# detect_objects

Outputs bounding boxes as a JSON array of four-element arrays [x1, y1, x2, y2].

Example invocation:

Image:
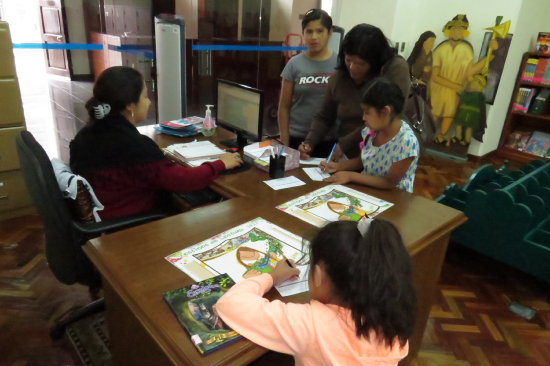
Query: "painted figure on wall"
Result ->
[[429, 14, 498, 146], [407, 31, 436, 101], [452, 74, 487, 145]]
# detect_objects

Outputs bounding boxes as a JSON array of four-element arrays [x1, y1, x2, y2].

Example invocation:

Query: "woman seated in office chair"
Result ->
[[70, 66, 242, 220]]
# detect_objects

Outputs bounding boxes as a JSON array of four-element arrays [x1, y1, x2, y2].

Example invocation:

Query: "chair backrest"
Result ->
[[16, 131, 93, 285]]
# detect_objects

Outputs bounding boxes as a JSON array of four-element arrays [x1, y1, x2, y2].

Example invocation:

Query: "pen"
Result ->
[[324, 143, 337, 172], [284, 257, 294, 268], [278, 146, 285, 158]]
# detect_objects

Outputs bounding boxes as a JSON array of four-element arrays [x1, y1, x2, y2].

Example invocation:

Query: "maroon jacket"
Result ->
[[82, 159, 225, 220]]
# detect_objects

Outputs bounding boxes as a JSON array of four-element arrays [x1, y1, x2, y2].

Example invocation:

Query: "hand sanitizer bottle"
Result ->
[[201, 104, 216, 136]]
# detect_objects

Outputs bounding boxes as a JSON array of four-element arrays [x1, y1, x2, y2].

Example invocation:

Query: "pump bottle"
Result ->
[[201, 104, 216, 136]]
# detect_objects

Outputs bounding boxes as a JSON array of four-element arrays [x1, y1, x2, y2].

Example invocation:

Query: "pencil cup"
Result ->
[[269, 155, 286, 179]]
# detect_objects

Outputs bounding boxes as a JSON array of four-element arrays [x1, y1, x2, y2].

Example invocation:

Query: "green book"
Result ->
[[163, 273, 242, 355]]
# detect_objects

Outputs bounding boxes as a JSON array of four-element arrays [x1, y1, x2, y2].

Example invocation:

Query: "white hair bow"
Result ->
[[93, 103, 111, 120], [357, 216, 373, 237]]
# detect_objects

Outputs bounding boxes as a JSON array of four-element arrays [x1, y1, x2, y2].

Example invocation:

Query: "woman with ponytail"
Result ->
[[216, 218, 416, 366], [70, 66, 242, 220]]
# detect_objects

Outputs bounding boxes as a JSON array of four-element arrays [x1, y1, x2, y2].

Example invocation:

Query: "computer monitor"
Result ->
[[216, 79, 263, 149]]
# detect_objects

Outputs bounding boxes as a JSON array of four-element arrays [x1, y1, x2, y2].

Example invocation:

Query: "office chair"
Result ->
[[16, 131, 168, 339]]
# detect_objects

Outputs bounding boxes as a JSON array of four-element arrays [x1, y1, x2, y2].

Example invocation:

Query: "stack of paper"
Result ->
[[174, 141, 225, 161], [243, 142, 272, 160]]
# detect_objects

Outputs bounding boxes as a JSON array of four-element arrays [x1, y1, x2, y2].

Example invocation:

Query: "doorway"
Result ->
[[1, 0, 59, 159]]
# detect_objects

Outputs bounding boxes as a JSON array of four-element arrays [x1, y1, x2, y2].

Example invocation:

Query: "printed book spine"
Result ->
[[533, 58, 548, 83], [521, 58, 539, 82], [542, 61, 550, 84]]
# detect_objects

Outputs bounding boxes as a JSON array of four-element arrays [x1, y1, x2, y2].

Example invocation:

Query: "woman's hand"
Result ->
[[220, 152, 243, 170], [298, 142, 312, 159], [324, 171, 353, 184], [269, 259, 300, 286], [319, 160, 339, 173]]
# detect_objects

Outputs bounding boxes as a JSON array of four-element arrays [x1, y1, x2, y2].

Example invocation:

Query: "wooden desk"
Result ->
[[85, 126, 466, 365]]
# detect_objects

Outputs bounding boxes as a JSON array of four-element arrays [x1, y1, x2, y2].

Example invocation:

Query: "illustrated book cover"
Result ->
[[276, 184, 393, 227], [524, 130, 550, 158], [161, 116, 204, 130], [163, 273, 242, 355], [535, 32, 550, 54], [165, 217, 310, 297]]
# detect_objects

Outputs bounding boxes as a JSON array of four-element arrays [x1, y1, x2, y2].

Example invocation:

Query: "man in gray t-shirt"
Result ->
[[280, 52, 337, 141]]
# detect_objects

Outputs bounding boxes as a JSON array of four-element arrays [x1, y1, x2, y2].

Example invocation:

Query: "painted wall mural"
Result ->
[[412, 14, 511, 158]]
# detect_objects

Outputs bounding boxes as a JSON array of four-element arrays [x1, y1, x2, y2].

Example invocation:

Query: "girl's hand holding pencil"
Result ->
[[319, 160, 339, 174], [269, 258, 300, 286]]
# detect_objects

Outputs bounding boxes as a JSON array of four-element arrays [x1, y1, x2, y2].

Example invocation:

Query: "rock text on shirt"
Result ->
[[297, 73, 332, 86]]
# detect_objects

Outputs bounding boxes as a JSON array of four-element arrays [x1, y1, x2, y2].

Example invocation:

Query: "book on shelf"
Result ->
[[521, 58, 539, 82], [542, 61, 550, 84], [513, 87, 537, 112], [505, 130, 533, 151], [163, 273, 242, 355], [533, 58, 549, 83], [528, 88, 550, 114], [524, 130, 550, 158]]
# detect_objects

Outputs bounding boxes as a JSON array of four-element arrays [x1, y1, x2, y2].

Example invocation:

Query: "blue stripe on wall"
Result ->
[[191, 44, 307, 51], [12, 43, 306, 53], [12, 43, 103, 50]]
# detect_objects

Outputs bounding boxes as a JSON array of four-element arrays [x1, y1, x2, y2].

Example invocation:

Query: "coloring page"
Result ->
[[277, 185, 393, 227], [166, 218, 309, 296]]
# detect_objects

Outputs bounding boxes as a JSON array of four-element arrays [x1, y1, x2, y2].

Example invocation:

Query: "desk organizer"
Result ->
[[245, 142, 300, 173], [437, 160, 550, 282]]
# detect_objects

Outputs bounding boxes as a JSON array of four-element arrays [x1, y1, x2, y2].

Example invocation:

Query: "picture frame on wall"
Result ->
[[478, 32, 513, 105]]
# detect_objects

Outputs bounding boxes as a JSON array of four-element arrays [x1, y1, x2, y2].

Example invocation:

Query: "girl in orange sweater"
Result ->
[[216, 218, 416, 366]]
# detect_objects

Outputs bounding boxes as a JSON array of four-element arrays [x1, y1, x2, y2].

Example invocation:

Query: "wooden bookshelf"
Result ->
[[511, 110, 550, 122], [497, 52, 550, 162]]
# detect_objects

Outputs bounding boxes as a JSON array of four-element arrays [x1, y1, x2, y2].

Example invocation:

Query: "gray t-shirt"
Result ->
[[281, 53, 337, 138]]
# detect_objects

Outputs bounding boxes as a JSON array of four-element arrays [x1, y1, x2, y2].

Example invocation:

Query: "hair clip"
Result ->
[[357, 216, 373, 237], [93, 103, 111, 120]]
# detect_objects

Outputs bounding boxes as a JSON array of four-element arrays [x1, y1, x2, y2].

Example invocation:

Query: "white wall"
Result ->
[[332, 0, 398, 37], [65, 0, 90, 75]]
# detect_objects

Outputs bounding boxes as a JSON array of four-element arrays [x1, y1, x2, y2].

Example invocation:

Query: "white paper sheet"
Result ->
[[300, 157, 326, 165], [186, 157, 220, 167], [165, 217, 310, 297], [263, 176, 306, 190], [303, 167, 330, 181], [174, 141, 225, 160]]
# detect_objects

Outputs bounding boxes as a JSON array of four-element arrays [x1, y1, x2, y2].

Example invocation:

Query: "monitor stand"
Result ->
[[220, 132, 249, 150]]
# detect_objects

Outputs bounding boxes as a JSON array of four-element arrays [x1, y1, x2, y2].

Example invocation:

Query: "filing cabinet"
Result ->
[[0, 21, 33, 219]]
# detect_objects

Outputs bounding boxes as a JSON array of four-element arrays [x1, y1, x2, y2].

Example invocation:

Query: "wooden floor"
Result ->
[[1, 152, 549, 366]]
